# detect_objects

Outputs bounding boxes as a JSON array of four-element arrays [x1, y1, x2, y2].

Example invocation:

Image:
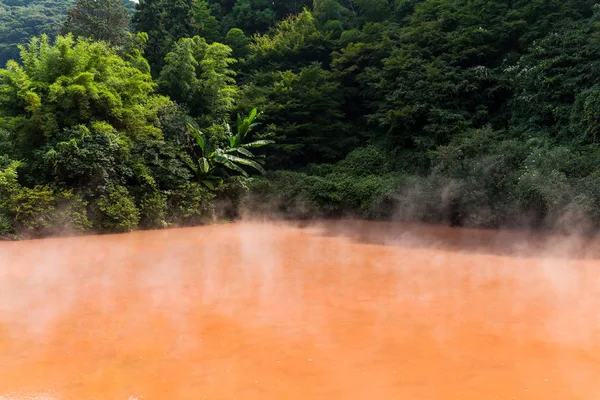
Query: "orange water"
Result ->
[[1, 221, 600, 399]]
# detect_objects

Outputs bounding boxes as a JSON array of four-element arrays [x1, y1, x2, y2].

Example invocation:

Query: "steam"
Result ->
[[2, 220, 600, 398]]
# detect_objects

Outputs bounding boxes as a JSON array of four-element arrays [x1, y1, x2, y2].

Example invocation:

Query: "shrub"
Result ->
[[216, 176, 250, 219], [0, 159, 21, 212], [335, 146, 388, 176], [96, 185, 141, 232], [246, 127, 600, 229], [167, 183, 215, 226], [576, 171, 600, 224], [38, 123, 130, 190], [244, 159, 404, 220], [10, 185, 56, 234], [408, 127, 600, 228], [422, 127, 535, 227], [252, 146, 394, 219], [139, 190, 168, 229], [244, 172, 322, 219], [51, 190, 92, 234], [1, 160, 91, 237], [0, 212, 12, 236]]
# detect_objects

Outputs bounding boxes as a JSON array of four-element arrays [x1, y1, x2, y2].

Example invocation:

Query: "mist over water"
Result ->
[[1, 221, 600, 399]]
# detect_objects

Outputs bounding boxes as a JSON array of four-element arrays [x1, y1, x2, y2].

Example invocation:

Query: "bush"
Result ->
[[96, 185, 141, 232], [394, 127, 600, 229], [216, 176, 250, 220], [576, 171, 600, 224], [244, 172, 322, 219], [167, 183, 215, 226], [0, 159, 21, 212], [0, 212, 12, 236], [139, 190, 168, 229], [245, 128, 600, 231], [409, 127, 535, 227], [335, 146, 388, 176], [1, 160, 91, 237], [10, 185, 56, 234], [244, 150, 403, 220], [50, 190, 92, 234], [37, 123, 131, 190]]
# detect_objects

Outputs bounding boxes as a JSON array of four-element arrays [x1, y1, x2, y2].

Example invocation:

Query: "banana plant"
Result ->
[[187, 108, 274, 190]]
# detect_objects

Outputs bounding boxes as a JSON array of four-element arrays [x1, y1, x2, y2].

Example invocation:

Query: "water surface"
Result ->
[[1, 221, 600, 399]]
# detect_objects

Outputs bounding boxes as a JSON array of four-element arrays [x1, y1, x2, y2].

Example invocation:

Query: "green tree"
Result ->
[[132, 0, 198, 75], [0, 0, 74, 66], [158, 36, 237, 128], [354, 0, 389, 22], [240, 63, 351, 168], [224, 28, 250, 59], [223, 0, 277, 33], [96, 184, 140, 231], [192, 0, 222, 42], [212, 0, 311, 24], [273, 0, 313, 18], [62, 0, 130, 46], [508, 13, 600, 140], [312, 0, 355, 27], [248, 10, 332, 71], [0, 34, 179, 230], [0, 35, 167, 151]]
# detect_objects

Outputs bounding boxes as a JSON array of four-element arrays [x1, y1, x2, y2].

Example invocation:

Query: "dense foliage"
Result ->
[[61, 0, 130, 45], [0, 0, 136, 66], [3, 0, 600, 238], [0, 0, 73, 67]]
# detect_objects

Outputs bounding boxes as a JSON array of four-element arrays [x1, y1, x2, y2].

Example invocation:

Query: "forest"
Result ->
[[1, 0, 600, 238]]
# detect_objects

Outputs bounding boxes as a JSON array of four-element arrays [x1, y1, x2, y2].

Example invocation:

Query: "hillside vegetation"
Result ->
[[1, 0, 600, 238]]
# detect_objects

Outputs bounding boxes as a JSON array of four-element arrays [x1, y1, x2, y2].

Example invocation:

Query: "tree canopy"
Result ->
[[3, 0, 600, 237], [62, 0, 130, 45], [0, 0, 74, 67]]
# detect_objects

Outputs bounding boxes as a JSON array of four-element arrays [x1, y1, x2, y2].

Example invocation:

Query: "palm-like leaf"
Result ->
[[248, 108, 257, 123], [199, 157, 210, 174], [186, 107, 271, 189], [225, 147, 255, 158], [214, 154, 249, 177], [237, 108, 258, 139], [236, 114, 243, 133], [242, 139, 274, 148], [202, 180, 216, 190], [219, 153, 266, 174], [187, 123, 205, 152], [201, 175, 223, 190], [236, 147, 255, 158]]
